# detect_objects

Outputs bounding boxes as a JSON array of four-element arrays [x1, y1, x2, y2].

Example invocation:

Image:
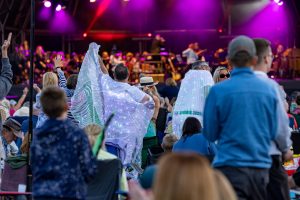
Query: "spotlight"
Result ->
[[147, 33, 152, 37], [218, 28, 223, 33], [56, 4, 62, 12], [277, 1, 283, 6], [90, 0, 96, 2], [83, 33, 87, 38], [44, 0, 51, 8], [273, 0, 284, 6]]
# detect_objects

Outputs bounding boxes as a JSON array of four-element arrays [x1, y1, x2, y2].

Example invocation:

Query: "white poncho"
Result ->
[[71, 43, 154, 166], [172, 70, 214, 138]]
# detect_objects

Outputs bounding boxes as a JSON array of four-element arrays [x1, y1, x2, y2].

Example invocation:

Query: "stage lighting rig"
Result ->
[[42, 0, 67, 11]]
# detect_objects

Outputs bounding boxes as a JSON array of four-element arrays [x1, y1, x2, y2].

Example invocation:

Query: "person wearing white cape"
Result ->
[[172, 61, 214, 138], [71, 43, 154, 175]]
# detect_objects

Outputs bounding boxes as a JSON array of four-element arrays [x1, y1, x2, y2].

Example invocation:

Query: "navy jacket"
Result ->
[[31, 119, 97, 199]]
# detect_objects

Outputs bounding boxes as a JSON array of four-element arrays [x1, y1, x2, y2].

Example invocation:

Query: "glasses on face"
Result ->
[[219, 73, 230, 78]]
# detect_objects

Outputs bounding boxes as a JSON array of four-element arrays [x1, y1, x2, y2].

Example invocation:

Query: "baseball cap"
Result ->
[[227, 35, 256, 59]]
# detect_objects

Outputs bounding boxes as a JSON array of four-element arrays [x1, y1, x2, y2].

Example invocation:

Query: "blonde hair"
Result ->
[[161, 134, 178, 152], [165, 78, 177, 87], [42, 72, 58, 88], [213, 66, 229, 83], [84, 124, 102, 147], [154, 153, 218, 200], [214, 170, 237, 200]]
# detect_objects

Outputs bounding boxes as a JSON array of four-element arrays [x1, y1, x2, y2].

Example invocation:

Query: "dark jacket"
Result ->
[[0, 58, 13, 100], [31, 119, 97, 199]]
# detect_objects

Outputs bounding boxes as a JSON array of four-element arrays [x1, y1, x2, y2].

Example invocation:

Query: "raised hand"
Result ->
[[2, 32, 12, 58], [23, 87, 29, 96], [54, 55, 64, 69], [33, 84, 41, 93]]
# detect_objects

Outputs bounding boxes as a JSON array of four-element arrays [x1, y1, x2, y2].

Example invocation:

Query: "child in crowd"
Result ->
[[161, 134, 178, 152], [31, 87, 96, 200], [84, 124, 128, 192]]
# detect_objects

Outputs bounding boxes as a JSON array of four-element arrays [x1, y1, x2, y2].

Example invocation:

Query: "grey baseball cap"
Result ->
[[227, 35, 256, 59]]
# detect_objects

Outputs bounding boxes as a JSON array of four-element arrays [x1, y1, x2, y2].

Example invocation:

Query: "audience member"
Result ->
[[129, 153, 219, 200], [253, 38, 292, 200], [84, 124, 128, 192], [54, 55, 78, 125], [160, 78, 179, 101], [1, 118, 22, 157], [161, 134, 178, 152], [31, 87, 96, 199], [35, 72, 58, 128], [173, 117, 217, 159], [0, 33, 13, 100], [172, 60, 214, 138], [213, 66, 230, 83], [203, 35, 279, 200]]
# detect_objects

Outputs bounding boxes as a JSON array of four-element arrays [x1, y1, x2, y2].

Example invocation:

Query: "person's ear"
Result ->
[[251, 56, 258, 66], [64, 104, 68, 112]]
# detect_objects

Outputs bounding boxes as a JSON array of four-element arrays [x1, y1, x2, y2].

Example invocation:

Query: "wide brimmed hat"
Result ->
[[139, 77, 158, 87], [3, 118, 23, 138]]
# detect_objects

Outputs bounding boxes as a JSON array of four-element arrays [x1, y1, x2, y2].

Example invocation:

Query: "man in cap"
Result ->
[[203, 36, 279, 200], [1, 118, 22, 157], [172, 60, 214, 138]]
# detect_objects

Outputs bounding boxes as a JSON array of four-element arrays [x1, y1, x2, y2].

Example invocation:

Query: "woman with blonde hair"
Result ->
[[42, 72, 58, 88], [129, 153, 219, 200], [35, 72, 58, 128], [213, 66, 230, 83]]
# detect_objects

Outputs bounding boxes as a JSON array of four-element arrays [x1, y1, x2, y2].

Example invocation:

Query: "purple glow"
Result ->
[[50, 10, 76, 33], [277, 1, 283, 6], [44, 1, 51, 8], [56, 4, 62, 12], [236, 2, 290, 43], [39, 6, 51, 21], [274, 0, 283, 6]]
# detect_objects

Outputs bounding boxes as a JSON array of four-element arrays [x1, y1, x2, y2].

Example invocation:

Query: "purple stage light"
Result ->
[[44, 0, 51, 8], [56, 4, 62, 12], [277, 1, 283, 6], [274, 0, 283, 6]]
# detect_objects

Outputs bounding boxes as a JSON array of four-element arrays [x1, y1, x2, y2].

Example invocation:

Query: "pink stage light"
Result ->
[[90, 0, 96, 2], [56, 4, 62, 12], [44, 0, 51, 8], [147, 33, 152, 37], [83, 33, 87, 37]]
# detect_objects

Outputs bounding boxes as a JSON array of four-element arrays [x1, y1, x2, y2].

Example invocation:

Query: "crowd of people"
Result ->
[[1, 31, 300, 200]]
